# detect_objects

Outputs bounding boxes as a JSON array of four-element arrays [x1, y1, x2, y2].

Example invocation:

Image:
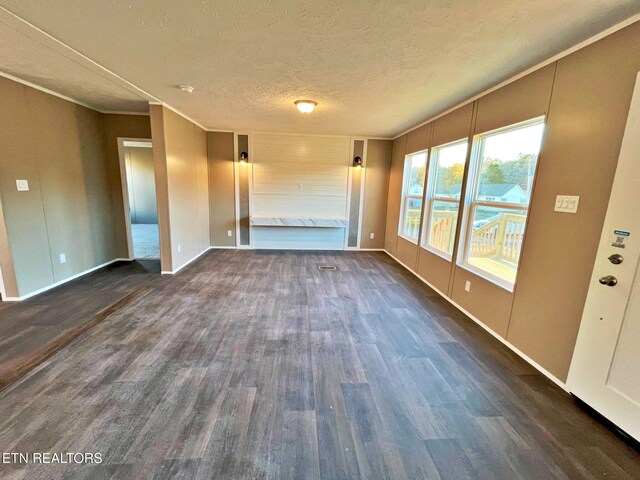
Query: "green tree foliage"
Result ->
[[502, 153, 536, 190], [409, 165, 426, 193], [441, 163, 464, 189], [478, 153, 537, 188], [481, 160, 505, 184], [433, 152, 538, 193]]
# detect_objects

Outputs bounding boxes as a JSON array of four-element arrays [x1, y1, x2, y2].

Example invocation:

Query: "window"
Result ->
[[399, 151, 427, 242], [460, 118, 544, 288], [421, 139, 468, 258]]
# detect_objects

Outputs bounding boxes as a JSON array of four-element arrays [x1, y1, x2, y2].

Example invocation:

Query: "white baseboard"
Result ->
[[383, 250, 568, 391], [357, 248, 386, 252], [2, 258, 131, 302], [161, 247, 214, 275], [209, 245, 238, 249]]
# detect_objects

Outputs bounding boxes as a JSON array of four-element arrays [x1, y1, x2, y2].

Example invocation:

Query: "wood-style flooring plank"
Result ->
[[0, 250, 637, 479]]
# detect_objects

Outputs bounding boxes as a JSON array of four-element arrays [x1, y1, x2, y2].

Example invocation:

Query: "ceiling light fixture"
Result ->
[[294, 100, 317, 113], [179, 85, 194, 93]]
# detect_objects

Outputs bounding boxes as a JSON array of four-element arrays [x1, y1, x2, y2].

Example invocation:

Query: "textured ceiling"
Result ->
[[0, 7, 151, 113], [1, 1, 639, 136]]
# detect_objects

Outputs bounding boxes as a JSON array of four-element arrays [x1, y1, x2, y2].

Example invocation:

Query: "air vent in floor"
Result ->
[[318, 265, 337, 271]]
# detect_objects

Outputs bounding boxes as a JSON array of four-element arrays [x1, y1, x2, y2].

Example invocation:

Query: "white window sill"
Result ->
[[398, 234, 419, 245], [457, 263, 516, 293], [420, 244, 453, 262]]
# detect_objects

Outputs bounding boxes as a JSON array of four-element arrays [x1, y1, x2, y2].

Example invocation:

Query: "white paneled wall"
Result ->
[[251, 133, 351, 249], [252, 227, 345, 250]]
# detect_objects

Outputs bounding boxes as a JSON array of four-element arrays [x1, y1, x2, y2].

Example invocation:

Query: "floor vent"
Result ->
[[318, 265, 337, 271]]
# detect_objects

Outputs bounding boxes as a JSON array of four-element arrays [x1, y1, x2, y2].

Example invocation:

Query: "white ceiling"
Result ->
[[1, 1, 639, 136], [0, 7, 151, 113]]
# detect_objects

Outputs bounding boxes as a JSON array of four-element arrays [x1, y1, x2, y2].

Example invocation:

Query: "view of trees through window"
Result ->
[[424, 140, 468, 257], [464, 120, 544, 286], [397, 119, 544, 288]]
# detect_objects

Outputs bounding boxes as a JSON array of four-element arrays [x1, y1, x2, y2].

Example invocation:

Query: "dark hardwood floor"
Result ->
[[0, 260, 159, 390], [0, 250, 637, 479]]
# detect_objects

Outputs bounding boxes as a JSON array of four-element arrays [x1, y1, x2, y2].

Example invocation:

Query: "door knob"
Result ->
[[599, 275, 618, 287], [608, 254, 623, 265]]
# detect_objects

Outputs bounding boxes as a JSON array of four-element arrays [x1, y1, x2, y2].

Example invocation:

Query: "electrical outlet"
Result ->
[[465, 280, 471, 292], [16, 179, 29, 191], [370, 233, 375, 239], [554, 195, 580, 213], [227, 230, 233, 237], [59, 253, 66, 264], [298, 184, 304, 191], [177, 244, 181, 253]]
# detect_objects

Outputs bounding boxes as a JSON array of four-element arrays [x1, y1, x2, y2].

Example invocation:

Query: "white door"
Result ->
[[567, 72, 640, 441]]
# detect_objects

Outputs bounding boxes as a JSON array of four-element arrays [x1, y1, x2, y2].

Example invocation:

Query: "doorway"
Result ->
[[117, 139, 160, 260]]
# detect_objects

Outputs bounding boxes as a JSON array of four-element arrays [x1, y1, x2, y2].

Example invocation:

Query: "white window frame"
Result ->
[[457, 116, 545, 291], [398, 150, 428, 243], [421, 138, 468, 260]]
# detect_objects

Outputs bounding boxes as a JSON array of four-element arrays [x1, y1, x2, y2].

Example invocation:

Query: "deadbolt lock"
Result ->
[[608, 254, 623, 265], [599, 275, 618, 287]]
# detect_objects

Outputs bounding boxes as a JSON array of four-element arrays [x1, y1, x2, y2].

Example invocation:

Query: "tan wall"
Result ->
[[207, 132, 236, 247], [150, 105, 210, 272], [405, 123, 431, 154], [507, 22, 640, 380], [360, 139, 392, 249], [0, 77, 120, 297], [103, 114, 152, 258], [384, 20, 640, 381], [149, 105, 172, 270], [384, 135, 407, 254], [390, 123, 433, 269], [416, 103, 476, 294], [195, 128, 210, 252], [206, 133, 391, 250]]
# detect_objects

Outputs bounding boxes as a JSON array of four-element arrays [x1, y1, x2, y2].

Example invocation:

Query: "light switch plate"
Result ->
[[465, 281, 471, 292], [554, 195, 580, 213], [59, 253, 66, 264], [16, 179, 29, 191], [370, 233, 375, 239]]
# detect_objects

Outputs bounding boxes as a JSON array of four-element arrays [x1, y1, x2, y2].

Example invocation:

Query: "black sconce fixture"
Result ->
[[353, 155, 363, 168], [239, 151, 248, 163]]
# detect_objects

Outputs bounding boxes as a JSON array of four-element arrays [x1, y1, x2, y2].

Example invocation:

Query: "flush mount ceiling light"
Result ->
[[294, 100, 317, 113], [179, 85, 194, 93]]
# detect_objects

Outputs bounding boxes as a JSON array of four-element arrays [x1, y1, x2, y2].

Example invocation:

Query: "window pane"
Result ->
[[402, 197, 423, 240], [407, 152, 427, 197], [427, 200, 458, 255], [433, 141, 467, 199], [466, 205, 527, 285], [477, 122, 544, 205]]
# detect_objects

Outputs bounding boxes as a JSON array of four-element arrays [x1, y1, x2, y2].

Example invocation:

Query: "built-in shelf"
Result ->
[[250, 216, 348, 228]]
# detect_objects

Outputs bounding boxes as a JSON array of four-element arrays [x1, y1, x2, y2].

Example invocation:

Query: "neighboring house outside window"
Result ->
[[459, 117, 545, 289]]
